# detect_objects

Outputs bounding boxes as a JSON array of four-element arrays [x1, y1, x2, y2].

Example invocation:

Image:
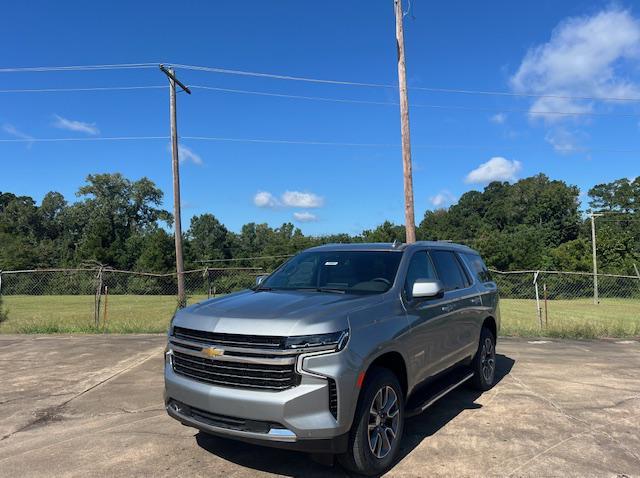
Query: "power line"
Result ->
[[190, 85, 394, 105], [0, 82, 635, 117], [0, 81, 635, 118], [0, 63, 158, 73], [4, 62, 640, 103], [596, 218, 640, 223], [0, 85, 166, 93], [173, 63, 640, 103], [189, 85, 640, 117], [0, 136, 168, 143], [195, 254, 294, 263], [4, 134, 640, 155]]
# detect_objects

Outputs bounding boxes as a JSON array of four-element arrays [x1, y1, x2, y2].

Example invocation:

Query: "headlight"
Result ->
[[168, 315, 176, 336], [284, 329, 349, 351]]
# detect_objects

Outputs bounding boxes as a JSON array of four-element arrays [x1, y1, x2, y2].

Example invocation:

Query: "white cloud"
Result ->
[[178, 144, 203, 165], [544, 128, 585, 154], [510, 8, 640, 123], [490, 113, 507, 124], [253, 190, 324, 209], [52, 114, 99, 135], [2, 123, 33, 141], [429, 190, 456, 208], [281, 191, 324, 208], [293, 211, 318, 222], [254, 191, 279, 208], [465, 157, 522, 184]]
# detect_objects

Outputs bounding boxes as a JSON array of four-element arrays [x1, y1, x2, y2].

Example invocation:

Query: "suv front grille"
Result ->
[[173, 326, 285, 349], [171, 350, 298, 391]]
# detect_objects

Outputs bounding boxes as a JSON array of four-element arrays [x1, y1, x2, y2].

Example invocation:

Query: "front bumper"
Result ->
[[164, 346, 360, 452], [166, 398, 349, 453]]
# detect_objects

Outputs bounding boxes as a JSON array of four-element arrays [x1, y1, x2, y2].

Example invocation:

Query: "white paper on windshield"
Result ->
[[324, 261, 339, 266]]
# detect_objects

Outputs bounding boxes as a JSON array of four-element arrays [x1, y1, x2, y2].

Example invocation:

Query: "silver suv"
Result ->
[[165, 242, 500, 475]]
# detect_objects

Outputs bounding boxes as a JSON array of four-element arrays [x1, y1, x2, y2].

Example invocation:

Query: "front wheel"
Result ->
[[338, 367, 404, 476], [470, 326, 497, 391]]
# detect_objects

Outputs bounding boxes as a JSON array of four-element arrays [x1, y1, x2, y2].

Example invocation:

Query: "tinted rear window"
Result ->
[[463, 253, 492, 283], [430, 250, 469, 291]]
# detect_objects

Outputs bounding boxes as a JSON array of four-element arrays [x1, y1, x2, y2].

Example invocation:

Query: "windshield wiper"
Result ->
[[254, 286, 273, 292], [294, 287, 346, 294]]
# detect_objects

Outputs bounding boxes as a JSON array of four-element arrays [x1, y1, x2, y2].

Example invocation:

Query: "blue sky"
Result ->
[[1, 0, 639, 235]]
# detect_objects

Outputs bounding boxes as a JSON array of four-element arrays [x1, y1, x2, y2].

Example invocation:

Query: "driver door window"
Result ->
[[404, 251, 436, 300]]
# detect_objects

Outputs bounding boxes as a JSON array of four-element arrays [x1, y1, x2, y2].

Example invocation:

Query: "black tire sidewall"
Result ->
[[472, 327, 496, 391], [344, 367, 405, 476]]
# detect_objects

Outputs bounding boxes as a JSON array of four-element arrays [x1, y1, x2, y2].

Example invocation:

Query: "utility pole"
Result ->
[[394, 0, 416, 243], [160, 65, 191, 308], [589, 212, 603, 305]]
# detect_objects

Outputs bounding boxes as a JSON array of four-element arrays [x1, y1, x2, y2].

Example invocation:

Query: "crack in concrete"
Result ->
[[506, 375, 640, 476], [0, 347, 163, 442], [0, 412, 165, 463]]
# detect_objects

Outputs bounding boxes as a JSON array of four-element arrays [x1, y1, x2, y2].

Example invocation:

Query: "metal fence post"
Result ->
[[94, 267, 104, 328], [533, 271, 542, 328], [205, 267, 211, 299]]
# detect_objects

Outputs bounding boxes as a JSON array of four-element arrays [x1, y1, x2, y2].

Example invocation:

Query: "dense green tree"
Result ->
[[589, 177, 639, 213], [361, 221, 405, 243], [0, 174, 638, 274], [586, 176, 640, 274], [133, 229, 176, 273], [72, 173, 171, 268]]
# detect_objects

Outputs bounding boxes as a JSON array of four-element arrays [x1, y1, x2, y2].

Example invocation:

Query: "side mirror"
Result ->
[[255, 274, 268, 286], [412, 279, 444, 299]]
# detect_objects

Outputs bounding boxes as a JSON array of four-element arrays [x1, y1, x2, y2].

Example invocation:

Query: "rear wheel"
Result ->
[[471, 326, 496, 391], [338, 367, 404, 476]]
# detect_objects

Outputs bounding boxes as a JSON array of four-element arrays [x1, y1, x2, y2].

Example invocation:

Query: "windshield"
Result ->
[[260, 250, 403, 294]]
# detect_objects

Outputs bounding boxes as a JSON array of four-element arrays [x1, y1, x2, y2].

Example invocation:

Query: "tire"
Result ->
[[470, 326, 497, 391], [338, 367, 405, 476]]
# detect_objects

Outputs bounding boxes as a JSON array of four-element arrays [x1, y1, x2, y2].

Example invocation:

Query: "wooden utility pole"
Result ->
[[394, 0, 416, 243], [589, 212, 603, 305], [160, 65, 191, 308]]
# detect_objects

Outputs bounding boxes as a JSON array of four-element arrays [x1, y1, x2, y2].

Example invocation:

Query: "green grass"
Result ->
[[0, 295, 207, 334], [0, 295, 638, 338], [500, 298, 640, 339]]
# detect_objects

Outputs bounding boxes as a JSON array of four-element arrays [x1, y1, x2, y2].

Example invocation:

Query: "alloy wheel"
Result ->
[[367, 385, 400, 459], [480, 336, 496, 383]]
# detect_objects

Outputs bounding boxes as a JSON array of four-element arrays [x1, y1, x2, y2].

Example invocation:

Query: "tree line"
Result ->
[[1, 173, 638, 274]]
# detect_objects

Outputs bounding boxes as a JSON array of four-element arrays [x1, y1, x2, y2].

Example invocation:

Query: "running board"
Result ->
[[405, 369, 474, 417]]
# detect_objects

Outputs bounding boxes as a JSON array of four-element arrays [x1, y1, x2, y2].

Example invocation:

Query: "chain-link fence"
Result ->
[[0, 266, 266, 333], [493, 270, 640, 335], [0, 263, 639, 335]]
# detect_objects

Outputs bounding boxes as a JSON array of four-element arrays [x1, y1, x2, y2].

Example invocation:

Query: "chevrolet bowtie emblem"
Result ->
[[203, 347, 224, 358]]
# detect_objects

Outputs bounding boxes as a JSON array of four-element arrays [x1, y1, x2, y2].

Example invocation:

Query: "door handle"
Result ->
[[441, 304, 454, 313], [471, 296, 482, 305]]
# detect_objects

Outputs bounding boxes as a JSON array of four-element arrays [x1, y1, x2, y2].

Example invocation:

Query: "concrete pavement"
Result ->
[[0, 335, 639, 477]]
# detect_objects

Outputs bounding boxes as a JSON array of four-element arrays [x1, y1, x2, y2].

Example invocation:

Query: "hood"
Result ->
[[172, 289, 383, 337]]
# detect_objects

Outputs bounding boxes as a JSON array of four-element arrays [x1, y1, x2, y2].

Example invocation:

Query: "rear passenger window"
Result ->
[[404, 251, 436, 299], [463, 254, 492, 283], [429, 250, 469, 291]]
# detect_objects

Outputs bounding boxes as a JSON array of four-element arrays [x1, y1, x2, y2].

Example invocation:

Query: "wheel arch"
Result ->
[[482, 315, 497, 341], [362, 350, 408, 399]]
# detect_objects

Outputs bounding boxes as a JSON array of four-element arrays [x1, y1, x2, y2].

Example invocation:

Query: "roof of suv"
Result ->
[[305, 241, 478, 254]]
